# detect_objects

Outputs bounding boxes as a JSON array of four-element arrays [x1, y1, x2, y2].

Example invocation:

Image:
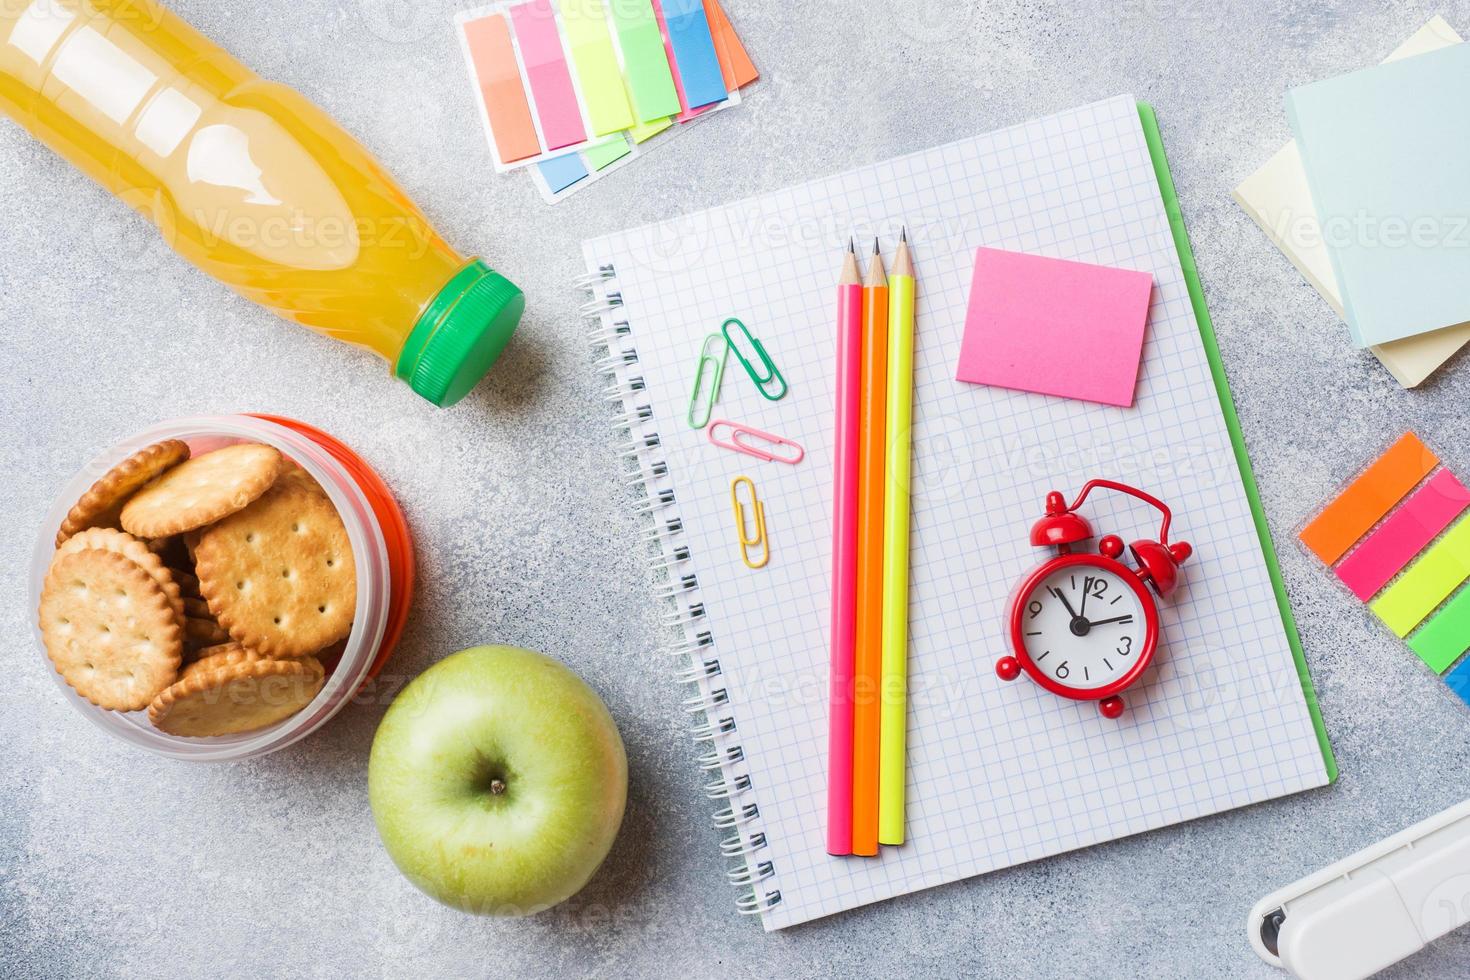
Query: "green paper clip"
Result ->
[[687, 333, 729, 429], [722, 317, 788, 401]]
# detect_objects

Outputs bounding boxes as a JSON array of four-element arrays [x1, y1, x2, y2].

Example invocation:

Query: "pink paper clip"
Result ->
[[707, 419, 805, 465]]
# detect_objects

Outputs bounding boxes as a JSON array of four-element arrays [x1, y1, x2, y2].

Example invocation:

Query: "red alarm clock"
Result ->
[[995, 479, 1193, 719]]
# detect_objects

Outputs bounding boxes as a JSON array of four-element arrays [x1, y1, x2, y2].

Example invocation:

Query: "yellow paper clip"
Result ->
[[730, 476, 770, 569]]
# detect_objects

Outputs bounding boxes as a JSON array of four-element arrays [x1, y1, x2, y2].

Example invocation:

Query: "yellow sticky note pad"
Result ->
[[1371, 517, 1470, 636]]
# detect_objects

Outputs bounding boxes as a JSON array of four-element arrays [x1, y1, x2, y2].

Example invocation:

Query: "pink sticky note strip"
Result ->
[[509, 0, 587, 151], [1337, 469, 1470, 600], [956, 247, 1154, 407]]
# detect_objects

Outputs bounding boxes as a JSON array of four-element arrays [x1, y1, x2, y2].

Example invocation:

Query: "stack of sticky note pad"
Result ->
[[1234, 17, 1470, 387], [457, 0, 757, 203], [1301, 433, 1470, 699]]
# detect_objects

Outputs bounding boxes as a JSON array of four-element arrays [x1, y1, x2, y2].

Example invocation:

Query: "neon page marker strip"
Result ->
[[538, 152, 589, 193], [659, 0, 727, 110], [1411, 586, 1470, 674], [1442, 652, 1470, 705], [558, 0, 635, 136], [704, 0, 758, 89], [609, 0, 681, 122], [584, 135, 632, 170], [629, 117, 673, 143], [1371, 517, 1470, 637], [1301, 432, 1439, 565], [651, 0, 702, 121], [1337, 469, 1470, 600], [509, 0, 586, 151], [463, 14, 542, 165]]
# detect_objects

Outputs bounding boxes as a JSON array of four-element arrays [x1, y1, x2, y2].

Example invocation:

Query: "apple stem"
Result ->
[[489, 779, 507, 795]]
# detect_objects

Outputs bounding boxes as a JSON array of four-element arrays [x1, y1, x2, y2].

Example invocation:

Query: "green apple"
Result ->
[[368, 645, 627, 916]]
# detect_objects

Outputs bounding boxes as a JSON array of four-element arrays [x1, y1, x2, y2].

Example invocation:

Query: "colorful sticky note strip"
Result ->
[[657, 0, 728, 110], [1411, 587, 1470, 674], [1300, 432, 1440, 565], [1443, 653, 1470, 705], [538, 152, 590, 193], [462, 14, 541, 166], [1371, 517, 1470, 638], [559, 0, 636, 136], [584, 135, 633, 170], [1337, 470, 1470, 601], [510, 0, 587, 151], [610, 0, 682, 123], [956, 247, 1154, 408], [705, 0, 758, 89]]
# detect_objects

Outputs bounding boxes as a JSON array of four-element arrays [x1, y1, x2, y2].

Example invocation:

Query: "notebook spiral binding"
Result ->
[[579, 263, 782, 918]]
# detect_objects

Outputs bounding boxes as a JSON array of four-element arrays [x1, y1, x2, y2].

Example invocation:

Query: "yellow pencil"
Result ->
[[878, 227, 916, 845]]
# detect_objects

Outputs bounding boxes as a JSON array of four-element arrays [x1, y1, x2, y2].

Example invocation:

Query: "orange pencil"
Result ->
[[851, 239, 888, 856]]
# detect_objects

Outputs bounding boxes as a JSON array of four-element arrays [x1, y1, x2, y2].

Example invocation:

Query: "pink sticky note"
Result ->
[[509, 0, 586, 151], [956, 247, 1154, 407], [1336, 469, 1470, 600]]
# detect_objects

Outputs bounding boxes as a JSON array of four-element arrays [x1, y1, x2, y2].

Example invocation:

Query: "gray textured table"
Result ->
[[4, 1, 1470, 976]]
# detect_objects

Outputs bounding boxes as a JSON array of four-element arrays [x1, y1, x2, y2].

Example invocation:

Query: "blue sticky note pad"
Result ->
[[538, 152, 590, 194], [1288, 44, 1470, 348], [661, 0, 727, 110], [1445, 657, 1470, 706]]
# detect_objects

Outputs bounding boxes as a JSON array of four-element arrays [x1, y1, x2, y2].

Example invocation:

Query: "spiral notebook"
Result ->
[[580, 95, 1335, 930]]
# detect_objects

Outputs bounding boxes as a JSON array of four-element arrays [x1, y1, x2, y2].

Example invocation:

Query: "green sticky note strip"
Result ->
[[629, 117, 673, 143], [583, 135, 632, 170], [1372, 517, 1470, 637], [559, 0, 635, 136], [609, 0, 682, 122], [1409, 585, 1470, 673]]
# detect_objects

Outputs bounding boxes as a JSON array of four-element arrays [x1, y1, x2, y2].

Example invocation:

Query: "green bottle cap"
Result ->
[[396, 259, 525, 408]]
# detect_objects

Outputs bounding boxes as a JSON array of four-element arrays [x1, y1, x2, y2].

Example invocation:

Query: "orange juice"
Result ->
[[0, 0, 523, 407]]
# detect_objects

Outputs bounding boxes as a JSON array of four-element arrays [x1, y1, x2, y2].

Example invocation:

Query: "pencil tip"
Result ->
[[872, 238, 880, 255], [848, 237, 855, 253], [901, 225, 908, 243]]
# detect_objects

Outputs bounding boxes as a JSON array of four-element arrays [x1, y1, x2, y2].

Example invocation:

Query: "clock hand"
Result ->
[[1079, 576, 1091, 618], [1050, 587, 1082, 621], [1087, 615, 1135, 627]]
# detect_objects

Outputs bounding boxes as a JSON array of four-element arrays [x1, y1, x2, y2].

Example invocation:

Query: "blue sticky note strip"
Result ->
[[1444, 657, 1470, 706], [538, 152, 590, 194], [661, 0, 727, 109]]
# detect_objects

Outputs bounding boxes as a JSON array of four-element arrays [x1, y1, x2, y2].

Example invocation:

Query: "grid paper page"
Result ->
[[584, 95, 1330, 930]]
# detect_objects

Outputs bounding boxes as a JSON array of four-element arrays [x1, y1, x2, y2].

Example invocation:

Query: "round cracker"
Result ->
[[56, 439, 190, 546], [120, 443, 282, 539], [184, 640, 246, 665], [39, 550, 183, 712], [181, 644, 265, 681], [55, 527, 185, 625], [195, 485, 356, 658], [148, 656, 325, 737], [276, 461, 326, 498]]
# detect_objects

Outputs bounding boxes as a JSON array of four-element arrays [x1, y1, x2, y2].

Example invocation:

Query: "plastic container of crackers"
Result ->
[[28, 415, 414, 761]]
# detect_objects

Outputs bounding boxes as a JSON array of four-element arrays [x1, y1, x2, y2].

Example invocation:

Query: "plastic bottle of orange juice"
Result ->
[[0, 0, 523, 407]]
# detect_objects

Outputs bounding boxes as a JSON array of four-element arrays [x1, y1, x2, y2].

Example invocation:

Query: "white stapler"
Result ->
[[1249, 799, 1470, 979]]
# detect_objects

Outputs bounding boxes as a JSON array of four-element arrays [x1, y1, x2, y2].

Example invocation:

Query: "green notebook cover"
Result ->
[[1138, 101, 1337, 781]]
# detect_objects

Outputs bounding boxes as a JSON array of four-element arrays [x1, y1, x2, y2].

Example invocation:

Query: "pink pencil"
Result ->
[[828, 239, 863, 855]]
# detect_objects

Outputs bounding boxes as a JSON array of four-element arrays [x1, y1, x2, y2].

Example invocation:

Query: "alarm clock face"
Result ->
[[1017, 560, 1153, 692]]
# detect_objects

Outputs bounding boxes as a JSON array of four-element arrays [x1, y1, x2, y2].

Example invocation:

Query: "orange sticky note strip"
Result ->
[[703, 0, 758, 89], [1300, 432, 1439, 565], [463, 15, 541, 166]]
